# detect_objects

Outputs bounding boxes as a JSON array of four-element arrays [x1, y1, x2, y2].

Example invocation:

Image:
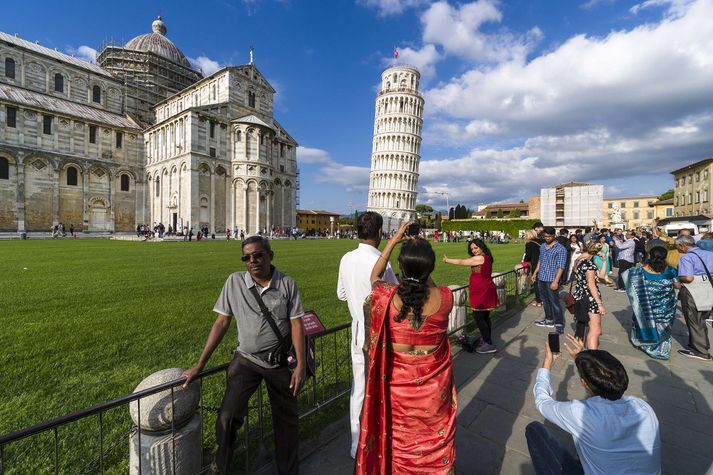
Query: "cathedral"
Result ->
[[0, 17, 298, 234]]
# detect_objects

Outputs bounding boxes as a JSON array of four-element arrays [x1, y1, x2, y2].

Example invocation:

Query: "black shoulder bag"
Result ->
[[248, 286, 315, 378]]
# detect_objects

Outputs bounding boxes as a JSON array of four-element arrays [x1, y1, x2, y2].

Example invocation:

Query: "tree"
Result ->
[[496, 209, 504, 219], [508, 208, 522, 219], [415, 204, 434, 212], [448, 207, 455, 220], [658, 189, 674, 201], [435, 212, 442, 230]]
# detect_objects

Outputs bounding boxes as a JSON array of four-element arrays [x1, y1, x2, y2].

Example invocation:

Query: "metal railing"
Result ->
[[0, 322, 352, 474], [447, 267, 530, 336]]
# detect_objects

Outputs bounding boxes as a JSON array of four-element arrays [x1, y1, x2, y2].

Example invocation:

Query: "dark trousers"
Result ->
[[533, 279, 543, 303], [473, 310, 492, 344], [538, 280, 564, 326], [616, 260, 634, 289], [679, 286, 712, 357], [525, 422, 584, 475], [216, 354, 299, 474]]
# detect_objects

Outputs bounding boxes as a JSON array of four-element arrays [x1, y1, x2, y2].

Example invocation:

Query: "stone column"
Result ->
[[52, 162, 60, 226], [16, 155, 26, 232], [281, 185, 285, 228], [82, 164, 89, 232], [227, 176, 233, 233], [266, 190, 271, 231], [255, 187, 261, 234], [210, 168, 216, 232], [109, 171, 115, 233]]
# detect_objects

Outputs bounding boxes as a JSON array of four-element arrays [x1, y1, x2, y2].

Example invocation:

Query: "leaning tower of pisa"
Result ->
[[366, 65, 424, 231]]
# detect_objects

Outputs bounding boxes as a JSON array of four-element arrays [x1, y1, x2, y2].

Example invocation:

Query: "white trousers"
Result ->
[[350, 320, 366, 458]]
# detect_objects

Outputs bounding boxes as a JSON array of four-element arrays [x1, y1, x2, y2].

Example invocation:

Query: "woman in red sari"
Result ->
[[356, 222, 456, 474]]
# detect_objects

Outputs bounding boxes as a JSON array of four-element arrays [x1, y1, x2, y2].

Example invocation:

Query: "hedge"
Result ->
[[441, 218, 539, 235]]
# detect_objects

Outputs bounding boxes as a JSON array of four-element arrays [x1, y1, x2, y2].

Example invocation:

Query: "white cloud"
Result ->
[[66, 45, 97, 63], [581, 0, 616, 10], [297, 147, 371, 189], [421, 1, 543, 63], [358, 0, 430, 16], [188, 56, 222, 75], [630, 0, 694, 16]]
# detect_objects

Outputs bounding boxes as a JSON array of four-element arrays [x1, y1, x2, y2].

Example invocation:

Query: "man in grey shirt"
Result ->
[[183, 236, 306, 474]]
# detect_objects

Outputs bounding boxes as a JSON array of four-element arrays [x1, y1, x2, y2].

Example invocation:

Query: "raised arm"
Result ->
[[442, 255, 485, 267], [371, 221, 410, 284]]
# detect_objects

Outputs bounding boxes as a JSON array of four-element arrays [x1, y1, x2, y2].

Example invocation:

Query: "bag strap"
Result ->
[[248, 285, 291, 350], [691, 252, 713, 289]]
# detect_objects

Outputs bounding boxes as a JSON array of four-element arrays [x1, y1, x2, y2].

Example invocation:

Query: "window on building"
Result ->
[[280, 144, 285, 158], [209, 147, 216, 157], [155, 177, 160, 197], [705, 170, 710, 180], [0, 157, 8, 180], [666, 208, 673, 217], [633, 201, 639, 208], [689, 175, 693, 183], [43, 115, 52, 135], [607, 202, 613, 209], [647, 210, 654, 219], [236, 130, 241, 141], [620, 202, 626, 208], [688, 193, 693, 204], [6, 106, 17, 128], [621, 211, 627, 220], [210, 121, 215, 138], [116, 132, 123, 149], [89, 125, 97, 144], [704, 190, 709, 202], [696, 191, 700, 203], [120, 174, 130, 192], [54, 73, 64, 93], [66, 167, 78, 186], [5, 58, 15, 79], [675, 196, 679, 206], [633, 211, 640, 219], [696, 172, 701, 182], [92, 85, 101, 103], [280, 165, 284, 173], [248, 91, 256, 108]]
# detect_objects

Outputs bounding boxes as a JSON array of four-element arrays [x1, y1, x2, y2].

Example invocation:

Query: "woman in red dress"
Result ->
[[357, 222, 456, 474], [443, 238, 499, 353]]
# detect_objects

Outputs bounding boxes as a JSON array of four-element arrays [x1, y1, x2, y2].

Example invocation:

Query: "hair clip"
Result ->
[[403, 277, 420, 283]]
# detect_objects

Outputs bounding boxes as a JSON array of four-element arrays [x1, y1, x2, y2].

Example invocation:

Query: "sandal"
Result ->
[[531, 302, 543, 307]]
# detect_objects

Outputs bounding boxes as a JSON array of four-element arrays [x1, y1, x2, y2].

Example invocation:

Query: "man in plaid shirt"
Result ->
[[531, 227, 568, 334]]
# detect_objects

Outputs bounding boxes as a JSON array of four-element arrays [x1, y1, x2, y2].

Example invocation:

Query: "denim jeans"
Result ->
[[525, 422, 584, 475], [538, 280, 564, 326]]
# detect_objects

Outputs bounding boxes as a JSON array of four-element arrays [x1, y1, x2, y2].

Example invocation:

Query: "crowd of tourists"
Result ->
[[176, 211, 712, 474]]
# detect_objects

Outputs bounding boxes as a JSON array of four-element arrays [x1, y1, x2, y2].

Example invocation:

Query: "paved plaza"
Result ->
[[300, 284, 713, 475]]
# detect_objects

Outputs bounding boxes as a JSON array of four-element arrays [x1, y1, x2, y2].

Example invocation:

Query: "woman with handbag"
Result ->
[[357, 222, 456, 474], [572, 241, 607, 349]]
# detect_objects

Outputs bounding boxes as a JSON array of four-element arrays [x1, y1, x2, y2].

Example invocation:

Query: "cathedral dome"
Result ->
[[125, 16, 192, 69]]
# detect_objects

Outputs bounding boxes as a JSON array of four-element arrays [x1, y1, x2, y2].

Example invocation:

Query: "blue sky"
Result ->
[[4, 0, 712, 213]]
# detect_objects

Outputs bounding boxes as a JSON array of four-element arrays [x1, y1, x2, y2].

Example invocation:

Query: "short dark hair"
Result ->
[[575, 350, 629, 401], [543, 226, 556, 236], [584, 227, 591, 233], [357, 211, 383, 240], [532, 221, 544, 229], [559, 228, 569, 236], [241, 235, 271, 253]]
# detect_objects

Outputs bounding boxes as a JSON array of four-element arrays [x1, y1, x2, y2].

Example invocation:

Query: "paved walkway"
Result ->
[[300, 284, 713, 475]]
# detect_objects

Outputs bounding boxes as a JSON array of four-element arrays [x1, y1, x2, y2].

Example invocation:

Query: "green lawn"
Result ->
[[0, 237, 524, 471]]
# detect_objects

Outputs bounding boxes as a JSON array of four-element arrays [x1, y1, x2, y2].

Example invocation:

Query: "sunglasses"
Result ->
[[241, 251, 266, 262]]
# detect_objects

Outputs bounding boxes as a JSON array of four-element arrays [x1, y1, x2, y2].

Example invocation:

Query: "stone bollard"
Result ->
[[128, 368, 202, 475], [448, 285, 469, 334], [493, 273, 507, 312]]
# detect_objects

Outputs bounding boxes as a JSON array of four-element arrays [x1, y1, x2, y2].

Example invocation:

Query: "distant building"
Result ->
[[602, 196, 658, 229], [472, 202, 530, 219], [651, 198, 674, 222], [668, 158, 713, 231], [540, 182, 603, 228], [527, 195, 541, 219], [296, 209, 340, 234]]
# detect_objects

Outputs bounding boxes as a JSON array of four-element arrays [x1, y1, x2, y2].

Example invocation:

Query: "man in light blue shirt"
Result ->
[[527, 335, 661, 475]]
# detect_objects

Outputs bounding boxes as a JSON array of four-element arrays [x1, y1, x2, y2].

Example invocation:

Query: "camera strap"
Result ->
[[248, 285, 291, 353]]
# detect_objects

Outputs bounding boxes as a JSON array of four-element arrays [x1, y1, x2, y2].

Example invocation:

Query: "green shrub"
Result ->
[[442, 218, 539, 236]]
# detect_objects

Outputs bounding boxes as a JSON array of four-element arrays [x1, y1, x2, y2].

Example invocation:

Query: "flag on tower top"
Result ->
[[394, 47, 399, 59]]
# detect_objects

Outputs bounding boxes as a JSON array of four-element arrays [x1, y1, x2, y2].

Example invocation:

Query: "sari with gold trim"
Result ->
[[356, 281, 456, 474]]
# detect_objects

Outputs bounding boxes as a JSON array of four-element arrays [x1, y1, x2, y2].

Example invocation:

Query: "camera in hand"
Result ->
[[548, 332, 560, 354], [406, 223, 421, 237]]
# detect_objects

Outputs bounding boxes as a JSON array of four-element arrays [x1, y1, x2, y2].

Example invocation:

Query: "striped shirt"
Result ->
[[538, 241, 567, 282]]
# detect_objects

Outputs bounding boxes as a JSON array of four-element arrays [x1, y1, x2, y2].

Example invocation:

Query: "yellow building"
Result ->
[[672, 158, 713, 218], [602, 196, 658, 229], [651, 198, 674, 221], [296, 210, 340, 234]]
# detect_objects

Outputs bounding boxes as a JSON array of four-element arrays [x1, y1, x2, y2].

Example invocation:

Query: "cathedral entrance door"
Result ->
[[172, 213, 177, 232]]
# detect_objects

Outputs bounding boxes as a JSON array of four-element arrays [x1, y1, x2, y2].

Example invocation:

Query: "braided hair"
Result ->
[[395, 238, 436, 327]]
